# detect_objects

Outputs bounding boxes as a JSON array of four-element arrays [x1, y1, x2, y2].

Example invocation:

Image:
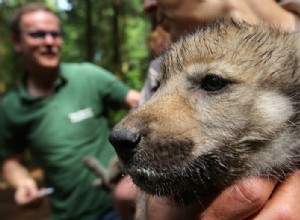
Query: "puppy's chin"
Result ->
[[132, 171, 217, 206], [124, 156, 225, 202]]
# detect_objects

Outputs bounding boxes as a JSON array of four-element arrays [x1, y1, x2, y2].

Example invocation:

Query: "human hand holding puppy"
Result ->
[[144, 172, 300, 220], [202, 172, 300, 220]]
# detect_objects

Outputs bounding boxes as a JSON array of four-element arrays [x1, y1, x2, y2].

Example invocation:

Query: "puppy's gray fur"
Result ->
[[109, 21, 300, 200]]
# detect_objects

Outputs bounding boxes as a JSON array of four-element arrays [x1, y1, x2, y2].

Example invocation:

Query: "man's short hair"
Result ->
[[10, 3, 56, 37]]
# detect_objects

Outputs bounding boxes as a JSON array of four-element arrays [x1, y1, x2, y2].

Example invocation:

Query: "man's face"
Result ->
[[156, 0, 228, 41], [14, 10, 62, 70]]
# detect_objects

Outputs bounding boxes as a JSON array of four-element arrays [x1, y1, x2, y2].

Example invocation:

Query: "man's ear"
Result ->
[[11, 34, 22, 53]]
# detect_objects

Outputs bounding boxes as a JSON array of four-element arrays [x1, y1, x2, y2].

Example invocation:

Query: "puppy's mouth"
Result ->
[[127, 165, 214, 204], [130, 167, 170, 184], [127, 165, 186, 196], [135, 167, 160, 177], [123, 151, 235, 200]]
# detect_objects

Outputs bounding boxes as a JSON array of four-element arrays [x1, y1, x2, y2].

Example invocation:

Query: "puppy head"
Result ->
[[110, 21, 300, 199]]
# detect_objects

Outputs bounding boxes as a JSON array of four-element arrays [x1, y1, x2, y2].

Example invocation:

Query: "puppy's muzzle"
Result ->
[[109, 128, 141, 162]]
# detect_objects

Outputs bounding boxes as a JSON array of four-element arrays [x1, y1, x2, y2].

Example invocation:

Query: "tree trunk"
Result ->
[[85, 0, 94, 62], [112, 0, 121, 77]]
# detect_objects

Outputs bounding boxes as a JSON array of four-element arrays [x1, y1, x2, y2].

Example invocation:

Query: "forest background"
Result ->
[[0, 0, 153, 124]]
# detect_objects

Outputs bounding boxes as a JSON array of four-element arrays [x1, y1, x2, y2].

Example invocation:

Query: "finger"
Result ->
[[15, 183, 39, 205], [252, 170, 300, 220], [200, 176, 277, 220], [15, 189, 37, 205], [15, 188, 43, 208]]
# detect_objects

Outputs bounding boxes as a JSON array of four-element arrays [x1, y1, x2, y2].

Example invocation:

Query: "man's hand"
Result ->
[[144, 171, 300, 220], [125, 89, 141, 110], [200, 176, 277, 220], [248, 171, 300, 219], [2, 156, 46, 208], [112, 175, 137, 220], [14, 177, 41, 207]]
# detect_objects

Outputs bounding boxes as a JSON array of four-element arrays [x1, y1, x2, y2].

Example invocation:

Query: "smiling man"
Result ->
[[0, 3, 139, 220]]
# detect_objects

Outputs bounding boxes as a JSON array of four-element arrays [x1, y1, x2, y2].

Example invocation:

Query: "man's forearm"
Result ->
[[2, 156, 34, 188]]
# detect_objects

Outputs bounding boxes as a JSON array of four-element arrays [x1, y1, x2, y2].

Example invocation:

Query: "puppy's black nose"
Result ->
[[109, 128, 141, 161]]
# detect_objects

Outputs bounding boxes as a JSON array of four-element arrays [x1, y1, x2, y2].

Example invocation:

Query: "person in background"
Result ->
[[139, 0, 171, 105], [0, 3, 140, 220], [147, 25, 170, 57], [138, 0, 300, 219]]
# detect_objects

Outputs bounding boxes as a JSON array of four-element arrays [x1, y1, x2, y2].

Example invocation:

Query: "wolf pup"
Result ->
[[109, 21, 300, 202]]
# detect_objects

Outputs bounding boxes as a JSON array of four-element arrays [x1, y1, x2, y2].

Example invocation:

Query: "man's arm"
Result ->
[[2, 155, 40, 206]]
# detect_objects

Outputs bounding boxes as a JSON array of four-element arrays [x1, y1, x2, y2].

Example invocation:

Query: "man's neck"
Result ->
[[26, 66, 59, 97]]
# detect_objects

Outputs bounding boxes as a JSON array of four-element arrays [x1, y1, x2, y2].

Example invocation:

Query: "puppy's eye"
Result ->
[[151, 81, 160, 93], [201, 74, 227, 91]]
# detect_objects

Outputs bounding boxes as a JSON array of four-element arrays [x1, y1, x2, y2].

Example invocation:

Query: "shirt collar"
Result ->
[[19, 64, 67, 103]]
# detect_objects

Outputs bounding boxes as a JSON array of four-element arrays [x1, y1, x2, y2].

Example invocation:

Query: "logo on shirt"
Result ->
[[68, 107, 94, 123]]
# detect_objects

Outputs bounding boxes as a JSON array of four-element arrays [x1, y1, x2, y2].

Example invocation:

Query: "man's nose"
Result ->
[[44, 34, 56, 44]]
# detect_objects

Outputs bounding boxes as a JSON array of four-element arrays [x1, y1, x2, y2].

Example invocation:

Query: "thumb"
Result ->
[[200, 177, 277, 220]]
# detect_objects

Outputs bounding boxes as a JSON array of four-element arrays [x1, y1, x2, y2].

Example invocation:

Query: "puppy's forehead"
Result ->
[[161, 22, 297, 83]]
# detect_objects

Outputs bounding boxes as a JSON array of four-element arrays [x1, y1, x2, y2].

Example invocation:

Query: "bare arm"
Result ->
[[2, 155, 40, 206], [3, 155, 32, 188]]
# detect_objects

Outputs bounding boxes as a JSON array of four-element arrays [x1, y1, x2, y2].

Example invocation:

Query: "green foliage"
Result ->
[[120, 0, 151, 89], [0, 1, 20, 94]]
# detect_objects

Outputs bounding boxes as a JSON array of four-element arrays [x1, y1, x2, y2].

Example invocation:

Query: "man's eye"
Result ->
[[28, 32, 44, 38], [201, 74, 228, 91], [27, 31, 62, 39]]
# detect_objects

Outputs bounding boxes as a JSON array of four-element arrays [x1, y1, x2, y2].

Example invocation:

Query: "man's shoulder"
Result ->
[[61, 62, 110, 74], [0, 88, 20, 113], [0, 87, 19, 105], [61, 62, 115, 83]]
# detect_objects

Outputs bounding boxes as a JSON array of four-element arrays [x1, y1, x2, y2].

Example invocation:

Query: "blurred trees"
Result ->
[[0, 0, 151, 96]]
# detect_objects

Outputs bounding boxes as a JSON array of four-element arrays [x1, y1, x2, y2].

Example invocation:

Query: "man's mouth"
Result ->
[[40, 50, 58, 57], [41, 51, 55, 55]]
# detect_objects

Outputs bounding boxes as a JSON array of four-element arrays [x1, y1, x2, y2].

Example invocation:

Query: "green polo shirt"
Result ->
[[0, 62, 130, 220]]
